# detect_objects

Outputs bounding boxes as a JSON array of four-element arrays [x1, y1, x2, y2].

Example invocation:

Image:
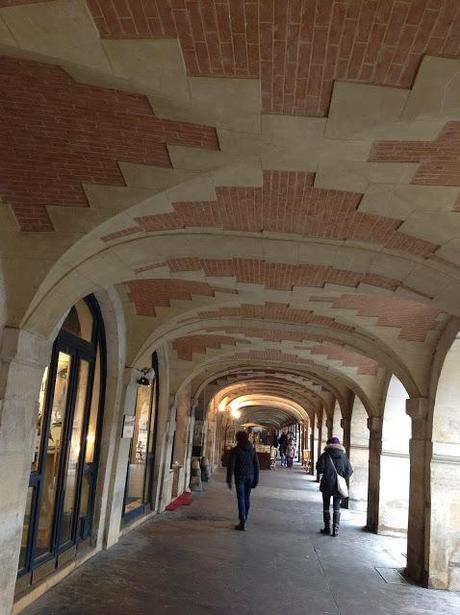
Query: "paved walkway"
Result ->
[[23, 468, 460, 615]]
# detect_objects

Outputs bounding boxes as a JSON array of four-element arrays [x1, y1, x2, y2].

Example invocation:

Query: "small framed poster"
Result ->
[[122, 415, 135, 439]]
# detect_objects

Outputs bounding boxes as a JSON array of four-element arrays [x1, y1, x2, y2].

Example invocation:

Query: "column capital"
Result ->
[[406, 397, 429, 421], [367, 416, 383, 432], [0, 327, 51, 368], [406, 397, 429, 440], [123, 366, 139, 386]]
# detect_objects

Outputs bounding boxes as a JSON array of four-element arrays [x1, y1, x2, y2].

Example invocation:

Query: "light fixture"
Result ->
[[137, 367, 155, 386], [231, 408, 241, 419]]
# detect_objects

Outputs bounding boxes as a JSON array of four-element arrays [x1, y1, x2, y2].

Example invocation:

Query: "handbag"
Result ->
[[328, 454, 348, 498]]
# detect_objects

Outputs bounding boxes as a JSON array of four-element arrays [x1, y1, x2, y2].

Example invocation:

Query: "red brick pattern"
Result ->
[[173, 334, 241, 360], [204, 325, 378, 374], [234, 348, 313, 365], [126, 279, 236, 316], [331, 294, 444, 341], [165, 256, 403, 291], [206, 327, 378, 376], [0, 57, 218, 231], [197, 303, 354, 333], [308, 343, 378, 375], [134, 171, 436, 257], [370, 121, 460, 187], [84, 1, 460, 116]]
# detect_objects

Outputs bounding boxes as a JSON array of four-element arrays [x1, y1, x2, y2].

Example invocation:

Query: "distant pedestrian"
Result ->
[[227, 431, 260, 531], [285, 438, 296, 468], [316, 437, 353, 537], [278, 429, 288, 467]]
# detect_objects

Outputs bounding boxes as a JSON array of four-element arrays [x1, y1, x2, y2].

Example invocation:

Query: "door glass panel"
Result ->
[[125, 386, 151, 513], [32, 367, 49, 471], [61, 301, 93, 342], [60, 360, 89, 547], [35, 352, 71, 558], [18, 487, 34, 570], [78, 473, 91, 528], [85, 348, 100, 463]]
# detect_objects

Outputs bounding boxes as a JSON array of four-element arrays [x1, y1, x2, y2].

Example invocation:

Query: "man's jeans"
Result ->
[[235, 477, 252, 524]]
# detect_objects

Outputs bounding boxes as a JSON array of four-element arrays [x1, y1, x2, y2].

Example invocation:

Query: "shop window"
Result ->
[[122, 353, 159, 524], [17, 296, 106, 593]]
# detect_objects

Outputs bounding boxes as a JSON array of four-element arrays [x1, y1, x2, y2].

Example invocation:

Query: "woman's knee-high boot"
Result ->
[[320, 512, 331, 535], [332, 512, 340, 537]]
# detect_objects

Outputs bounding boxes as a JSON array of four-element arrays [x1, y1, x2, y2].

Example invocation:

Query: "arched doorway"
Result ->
[[429, 334, 460, 590], [379, 376, 410, 535], [17, 296, 106, 589]]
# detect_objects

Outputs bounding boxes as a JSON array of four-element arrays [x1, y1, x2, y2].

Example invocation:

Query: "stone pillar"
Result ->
[[406, 397, 429, 585], [326, 417, 333, 441], [104, 368, 138, 547], [341, 416, 351, 455], [157, 399, 177, 510], [170, 385, 192, 497], [366, 416, 383, 532], [0, 328, 51, 615]]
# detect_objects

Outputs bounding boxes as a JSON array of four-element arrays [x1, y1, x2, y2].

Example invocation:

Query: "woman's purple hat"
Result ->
[[328, 436, 341, 445]]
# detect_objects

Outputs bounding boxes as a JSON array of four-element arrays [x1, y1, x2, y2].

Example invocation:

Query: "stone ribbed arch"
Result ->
[[129, 306, 421, 397], [189, 366, 336, 416], [214, 381, 318, 424], [175, 351, 372, 417]]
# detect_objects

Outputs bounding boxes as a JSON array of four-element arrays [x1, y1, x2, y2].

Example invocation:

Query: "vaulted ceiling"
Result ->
[[1, 1, 460, 426]]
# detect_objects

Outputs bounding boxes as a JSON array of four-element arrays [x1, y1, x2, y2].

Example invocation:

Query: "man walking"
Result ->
[[227, 431, 260, 531]]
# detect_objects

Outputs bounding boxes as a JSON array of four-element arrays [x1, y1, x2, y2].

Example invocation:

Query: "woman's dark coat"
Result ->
[[316, 443, 353, 495]]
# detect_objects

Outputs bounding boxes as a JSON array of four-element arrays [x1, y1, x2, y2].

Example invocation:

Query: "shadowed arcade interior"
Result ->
[[1, 2, 460, 614]]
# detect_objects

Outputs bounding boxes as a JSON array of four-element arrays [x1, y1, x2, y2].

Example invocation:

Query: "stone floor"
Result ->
[[23, 468, 460, 615]]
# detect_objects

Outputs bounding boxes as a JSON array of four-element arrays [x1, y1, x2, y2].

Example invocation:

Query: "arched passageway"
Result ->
[[1, 2, 460, 613], [379, 377, 411, 536]]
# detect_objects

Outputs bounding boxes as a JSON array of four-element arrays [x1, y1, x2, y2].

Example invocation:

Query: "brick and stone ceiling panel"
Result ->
[[370, 121, 460, 195], [126, 278, 237, 317], [173, 334, 245, 361], [59, 0, 460, 116], [0, 56, 218, 231], [203, 325, 379, 375], [115, 170, 438, 257], [321, 294, 444, 342]]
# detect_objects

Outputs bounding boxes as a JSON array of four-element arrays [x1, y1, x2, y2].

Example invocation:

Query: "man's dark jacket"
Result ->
[[316, 443, 353, 495], [226, 441, 260, 487]]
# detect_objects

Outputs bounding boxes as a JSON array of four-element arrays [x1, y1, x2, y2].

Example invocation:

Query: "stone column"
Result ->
[[366, 416, 383, 532], [406, 397, 429, 585], [326, 417, 333, 441], [157, 399, 177, 510], [0, 328, 51, 615], [104, 368, 138, 547], [170, 386, 192, 498], [341, 416, 351, 455]]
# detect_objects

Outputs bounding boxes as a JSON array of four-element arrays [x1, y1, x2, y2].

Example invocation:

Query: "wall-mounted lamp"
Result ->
[[137, 367, 155, 386]]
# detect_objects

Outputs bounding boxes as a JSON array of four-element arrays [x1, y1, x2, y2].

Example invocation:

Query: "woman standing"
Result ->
[[285, 438, 296, 468], [316, 437, 353, 537]]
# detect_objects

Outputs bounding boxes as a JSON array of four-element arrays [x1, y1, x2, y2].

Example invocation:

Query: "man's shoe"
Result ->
[[235, 523, 246, 531]]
